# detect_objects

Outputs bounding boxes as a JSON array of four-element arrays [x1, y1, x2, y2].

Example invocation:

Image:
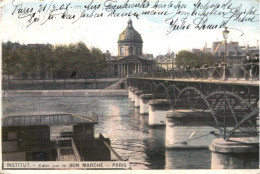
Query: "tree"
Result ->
[[176, 50, 215, 68], [175, 50, 194, 67], [2, 41, 108, 79], [2, 42, 23, 79], [72, 42, 91, 76], [194, 52, 214, 67], [89, 47, 107, 77]]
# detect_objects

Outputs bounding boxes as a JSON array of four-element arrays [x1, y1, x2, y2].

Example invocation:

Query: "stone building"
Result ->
[[154, 52, 175, 70], [107, 19, 154, 77], [212, 41, 259, 64], [213, 41, 244, 57], [118, 19, 143, 57]]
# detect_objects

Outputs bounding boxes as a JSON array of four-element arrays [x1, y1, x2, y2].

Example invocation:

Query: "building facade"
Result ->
[[213, 41, 244, 57], [154, 52, 176, 70], [107, 20, 154, 77], [212, 41, 259, 64], [189, 41, 259, 65]]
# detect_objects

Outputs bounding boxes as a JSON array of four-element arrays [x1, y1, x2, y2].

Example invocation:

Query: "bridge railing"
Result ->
[[130, 63, 259, 82]]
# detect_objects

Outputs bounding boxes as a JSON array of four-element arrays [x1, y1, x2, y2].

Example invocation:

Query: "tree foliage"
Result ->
[[176, 50, 215, 68], [2, 41, 107, 79]]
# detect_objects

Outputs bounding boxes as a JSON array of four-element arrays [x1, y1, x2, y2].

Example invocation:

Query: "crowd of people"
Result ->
[[242, 54, 259, 80]]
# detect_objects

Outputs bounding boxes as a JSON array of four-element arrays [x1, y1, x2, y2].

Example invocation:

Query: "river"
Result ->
[[2, 96, 211, 169]]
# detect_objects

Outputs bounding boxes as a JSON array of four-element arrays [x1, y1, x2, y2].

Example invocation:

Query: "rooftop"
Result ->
[[118, 20, 143, 43], [2, 113, 97, 127]]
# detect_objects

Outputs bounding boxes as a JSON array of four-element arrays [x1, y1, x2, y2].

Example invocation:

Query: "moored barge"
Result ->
[[2, 113, 112, 161]]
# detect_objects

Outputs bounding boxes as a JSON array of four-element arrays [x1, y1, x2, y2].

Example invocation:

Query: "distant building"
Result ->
[[27, 44, 49, 48], [201, 42, 211, 53], [190, 41, 259, 65], [212, 41, 259, 64], [191, 48, 202, 53], [104, 50, 112, 61], [212, 41, 222, 53], [142, 53, 154, 59], [213, 41, 244, 57], [191, 43, 211, 53], [246, 45, 259, 57], [154, 52, 175, 70]]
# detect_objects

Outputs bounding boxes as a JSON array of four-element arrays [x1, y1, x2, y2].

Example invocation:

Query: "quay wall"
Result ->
[[2, 78, 125, 90], [2, 90, 128, 97]]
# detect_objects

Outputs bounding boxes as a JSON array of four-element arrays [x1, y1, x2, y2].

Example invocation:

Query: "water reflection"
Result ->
[[143, 127, 166, 169], [134, 108, 139, 119], [139, 114, 148, 130], [102, 104, 123, 138], [165, 149, 211, 169]]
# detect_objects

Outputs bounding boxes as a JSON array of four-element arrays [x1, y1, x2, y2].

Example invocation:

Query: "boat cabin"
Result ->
[[2, 114, 110, 161]]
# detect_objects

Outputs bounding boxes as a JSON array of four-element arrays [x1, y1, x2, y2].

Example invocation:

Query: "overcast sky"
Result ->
[[0, 0, 259, 56]]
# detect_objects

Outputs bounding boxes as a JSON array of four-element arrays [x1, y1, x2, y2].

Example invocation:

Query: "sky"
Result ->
[[0, 0, 259, 56]]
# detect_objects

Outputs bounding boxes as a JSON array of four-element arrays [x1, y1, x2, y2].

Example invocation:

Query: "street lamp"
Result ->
[[171, 51, 175, 70], [222, 27, 229, 80]]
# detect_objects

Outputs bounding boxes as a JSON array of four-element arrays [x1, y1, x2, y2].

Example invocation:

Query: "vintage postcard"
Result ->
[[0, 0, 259, 173]]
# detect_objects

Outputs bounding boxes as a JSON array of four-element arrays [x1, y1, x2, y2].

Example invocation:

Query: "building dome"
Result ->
[[118, 20, 143, 43]]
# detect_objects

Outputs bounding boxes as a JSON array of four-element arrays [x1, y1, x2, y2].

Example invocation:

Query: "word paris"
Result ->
[[11, 0, 258, 33]]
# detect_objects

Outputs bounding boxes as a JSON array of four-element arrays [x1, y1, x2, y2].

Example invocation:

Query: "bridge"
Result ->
[[127, 63, 259, 169]]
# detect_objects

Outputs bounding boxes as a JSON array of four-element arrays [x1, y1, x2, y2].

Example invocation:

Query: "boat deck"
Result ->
[[56, 137, 81, 161]]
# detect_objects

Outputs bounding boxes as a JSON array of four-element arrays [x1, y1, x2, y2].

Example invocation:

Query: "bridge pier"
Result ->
[[134, 90, 143, 108], [128, 87, 132, 99], [148, 99, 171, 126], [130, 88, 137, 103], [209, 137, 259, 169], [128, 87, 134, 101], [139, 94, 153, 115], [165, 110, 218, 148], [165, 148, 211, 169]]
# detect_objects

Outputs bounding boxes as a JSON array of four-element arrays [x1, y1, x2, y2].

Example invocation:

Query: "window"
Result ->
[[138, 48, 142, 56], [129, 46, 133, 55], [120, 47, 125, 56]]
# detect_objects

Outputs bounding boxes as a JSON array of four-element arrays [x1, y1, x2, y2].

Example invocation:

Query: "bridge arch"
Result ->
[[128, 78, 139, 88], [206, 91, 253, 110], [173, 87, 223, 137], [225, 108, 259, 140], [154, 83, 173, 109], [205, 91, 258, 140], [127, 77, 259, 140], [141, 81, 156, 94], [166, 84, 181, 106]]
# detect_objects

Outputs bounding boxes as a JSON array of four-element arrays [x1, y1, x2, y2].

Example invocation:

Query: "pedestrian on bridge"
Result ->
[[252, 54, 259, 80], [242, 55, 252, 80]]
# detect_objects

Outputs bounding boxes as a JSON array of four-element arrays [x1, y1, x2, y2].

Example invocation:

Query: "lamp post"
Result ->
[[171, 51, 175, 70], [222, 27, 229, 80]]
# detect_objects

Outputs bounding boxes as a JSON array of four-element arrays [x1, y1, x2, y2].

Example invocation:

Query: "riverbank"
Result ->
[[2, 78, 127, 90], [2, 90, 128, 97]]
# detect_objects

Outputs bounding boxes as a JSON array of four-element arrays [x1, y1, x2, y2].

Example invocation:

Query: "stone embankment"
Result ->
[[3, 78, 122, 90], [3, 90, 128, 97], [105, 78, 127, 90]]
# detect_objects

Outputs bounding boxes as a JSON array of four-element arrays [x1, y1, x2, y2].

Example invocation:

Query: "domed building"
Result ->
[[111, 19, 154, 77], [118, 19, 143, 57]]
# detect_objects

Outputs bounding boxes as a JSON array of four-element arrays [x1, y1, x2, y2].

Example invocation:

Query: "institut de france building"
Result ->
[[107, 20, 154, 77]]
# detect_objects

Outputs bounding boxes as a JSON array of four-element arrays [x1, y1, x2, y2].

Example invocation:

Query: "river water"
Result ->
[[2, 96, 211, 169]]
